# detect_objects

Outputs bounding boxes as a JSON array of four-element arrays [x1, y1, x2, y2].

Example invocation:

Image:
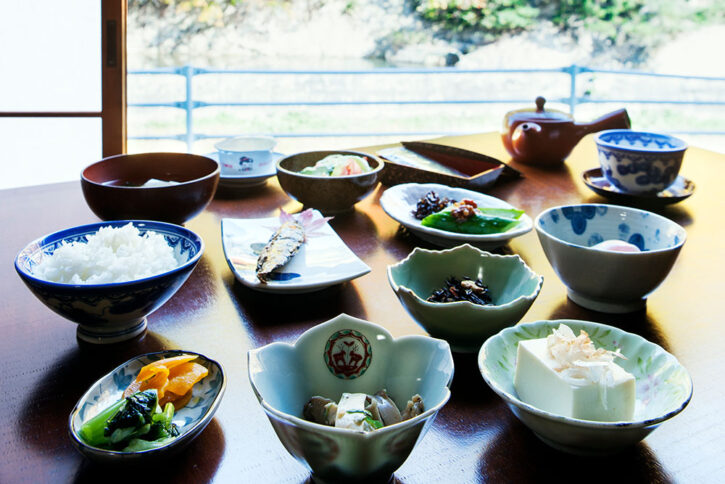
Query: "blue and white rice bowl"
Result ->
[[595, 130, 687, 195], [535, 204, 686, 313], [15, 220, 204, 343]]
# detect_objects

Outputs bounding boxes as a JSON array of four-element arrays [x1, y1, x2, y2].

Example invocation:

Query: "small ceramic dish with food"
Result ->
[[535, 203, 686, 313], [276, 150, 384, 214], [380, 183, 532, 249], [15, 221, 204, 343], [222, 209, 370, 293], [594, 130, 688, 195], [388, 244, 543, 353], [248, 313, 454, 483], [214, 135, 277, 175], [478, 319, 692, 455], [81, 152, 220, 225], [69, 350, 226, 462], [582, 167, 695, 207]]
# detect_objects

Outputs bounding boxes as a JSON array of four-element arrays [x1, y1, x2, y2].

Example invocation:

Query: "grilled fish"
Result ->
[[255, 209, 331, 283]]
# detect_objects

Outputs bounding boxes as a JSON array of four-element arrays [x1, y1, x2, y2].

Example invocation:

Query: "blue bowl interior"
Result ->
[[595, 130, 687, 153], [537, 205, 685, 252], [16, 220, 203, 286]]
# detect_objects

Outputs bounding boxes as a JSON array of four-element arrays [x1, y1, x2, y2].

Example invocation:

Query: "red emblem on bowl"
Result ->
[[324, 329, 372, 379]]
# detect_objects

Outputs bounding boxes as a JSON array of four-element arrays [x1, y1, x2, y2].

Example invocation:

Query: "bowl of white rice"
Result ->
[[15, 220, 204, 344]]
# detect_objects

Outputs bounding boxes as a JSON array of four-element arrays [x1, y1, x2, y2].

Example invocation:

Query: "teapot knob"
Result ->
[[535, 96, 546, 112]]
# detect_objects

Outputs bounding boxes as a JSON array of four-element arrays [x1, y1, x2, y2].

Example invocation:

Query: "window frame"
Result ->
[[0, 0, 126, 157]]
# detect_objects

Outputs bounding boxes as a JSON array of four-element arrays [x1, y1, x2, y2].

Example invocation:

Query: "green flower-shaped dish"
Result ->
[[388, 244, 543, 353], [478, 320, 692, 455]]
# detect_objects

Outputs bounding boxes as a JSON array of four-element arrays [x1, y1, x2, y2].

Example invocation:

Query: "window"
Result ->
[[0, 0, 126, 189]]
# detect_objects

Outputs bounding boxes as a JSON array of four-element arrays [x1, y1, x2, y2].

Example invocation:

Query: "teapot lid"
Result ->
[[507, 97, 572, 123]]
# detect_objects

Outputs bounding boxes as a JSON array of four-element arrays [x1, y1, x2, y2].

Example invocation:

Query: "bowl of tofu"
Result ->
[[478, 319, 692, 455], [247, 313, 454, 483]]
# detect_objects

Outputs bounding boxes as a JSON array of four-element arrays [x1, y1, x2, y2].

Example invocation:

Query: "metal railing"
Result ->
[[128, 64, 725, 152]]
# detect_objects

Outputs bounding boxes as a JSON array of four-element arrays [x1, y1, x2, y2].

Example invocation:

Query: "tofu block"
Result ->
[[514, 337, 635, 421]]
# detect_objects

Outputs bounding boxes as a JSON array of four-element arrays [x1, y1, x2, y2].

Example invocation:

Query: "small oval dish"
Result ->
[[380, 183, 532, 249], [248, 313, 454, 483], [479, 319, 692, 455], [388, 244, 543, 353], [69, 350, 226, 462]]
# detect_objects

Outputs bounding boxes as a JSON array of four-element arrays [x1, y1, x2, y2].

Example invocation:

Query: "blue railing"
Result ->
[[128, 64, 725, 152]]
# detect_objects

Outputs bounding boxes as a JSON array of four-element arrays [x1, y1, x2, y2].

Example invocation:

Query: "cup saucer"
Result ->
[[204, 152, 282, 188], [582, 168, 695, 207]]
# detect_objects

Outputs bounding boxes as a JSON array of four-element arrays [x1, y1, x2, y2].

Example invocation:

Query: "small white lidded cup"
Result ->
[[215, 136, 276, 175]]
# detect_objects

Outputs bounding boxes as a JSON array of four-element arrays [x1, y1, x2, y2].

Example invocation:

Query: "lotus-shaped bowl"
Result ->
[[248, 313, 454, 483], [388, 244, 543, 353]]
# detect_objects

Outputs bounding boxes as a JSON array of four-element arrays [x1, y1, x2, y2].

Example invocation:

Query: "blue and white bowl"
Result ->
[[15, 220, 204, 343], [535, 204, 686, 313], [595, 130, 687, 194], [69, 350, 226, 462]]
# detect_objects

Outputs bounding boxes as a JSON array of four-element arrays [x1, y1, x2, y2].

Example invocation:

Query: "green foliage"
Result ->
[[413, 0, 724, 63], [414, 1, 539, 37]]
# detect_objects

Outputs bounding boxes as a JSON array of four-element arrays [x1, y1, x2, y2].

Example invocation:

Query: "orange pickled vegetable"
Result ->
[[164, 362, 209, 398], [162, 389, 193, 410], [123, 354, 208, 407], [123, 365, 170, 399]]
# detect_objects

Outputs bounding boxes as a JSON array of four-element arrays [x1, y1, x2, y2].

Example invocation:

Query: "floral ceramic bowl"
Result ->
[[15, 220, 204, 343], [595, 130, 687, 194], [535, 204, 686, 313], [69, 350, 226, 462], [248, 313, 454, 483], [387, 244, 543, 353], [479, 319, 692, 455]]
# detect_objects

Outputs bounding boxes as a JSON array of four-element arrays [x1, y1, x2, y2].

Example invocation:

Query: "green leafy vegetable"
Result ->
[[78, 390, 180, 451], [363, 416, 384, 429], [346, 409, 384, 429], [421, 208, 522, 235]]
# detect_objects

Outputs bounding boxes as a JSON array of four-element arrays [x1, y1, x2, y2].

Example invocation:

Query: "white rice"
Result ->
[[33, 223, 180, 284]]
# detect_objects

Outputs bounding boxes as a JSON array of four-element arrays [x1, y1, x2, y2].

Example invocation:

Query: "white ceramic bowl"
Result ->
[[380, 183, 532, 250], [535, 204, 686, 313], [387, 244, 543, 353], [248, 313, 454, 483], [479, 319, 692, 455], [214, 136, 276, 175], [595, 130, 687, 194]]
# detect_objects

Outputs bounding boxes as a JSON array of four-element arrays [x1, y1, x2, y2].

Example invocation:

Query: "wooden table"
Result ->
[[1, 133, 723, 483]]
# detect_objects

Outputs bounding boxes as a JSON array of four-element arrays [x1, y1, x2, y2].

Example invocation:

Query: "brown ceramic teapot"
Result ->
[[501, 96, 630, 166]]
